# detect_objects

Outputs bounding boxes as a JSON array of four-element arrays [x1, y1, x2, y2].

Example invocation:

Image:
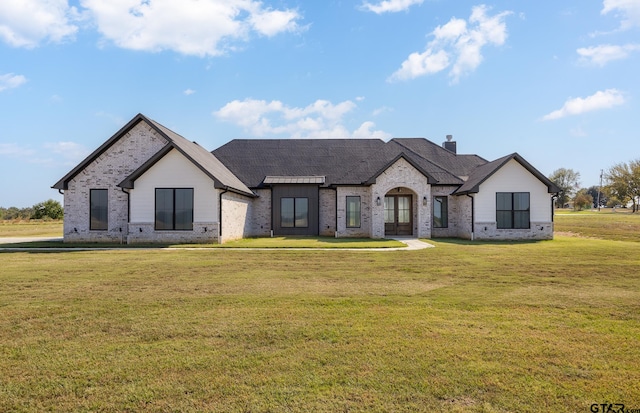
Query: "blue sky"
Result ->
[[1, 0, 639, 207]]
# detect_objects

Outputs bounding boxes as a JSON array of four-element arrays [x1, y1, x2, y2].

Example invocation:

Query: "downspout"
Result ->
[[466, 194, 475, 241], [270, 186, 274, 237], [219, 188, 228, 243], [121, 188, 130, 244], [551, 195, 557, 222], [334, 187, 338, 238]]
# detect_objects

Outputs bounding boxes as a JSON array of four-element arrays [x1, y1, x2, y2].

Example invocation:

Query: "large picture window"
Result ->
[[90, 189, 108, 230], [497, 192, 530, 229], [346, 196, 361, 228], [281, 197, 308, 228], [155, 188, 194, 230], [433, 196, 448, 228]]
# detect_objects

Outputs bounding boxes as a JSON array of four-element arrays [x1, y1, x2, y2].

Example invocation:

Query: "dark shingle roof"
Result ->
[[53, 114, 253, 196], [212, 138, 478, 188], [453, 153, 561, 195]]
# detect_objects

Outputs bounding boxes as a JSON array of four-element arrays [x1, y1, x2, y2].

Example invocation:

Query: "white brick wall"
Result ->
[[319, 188, 337, 236], [63, 121, 168, 243], [369, 158, 431, 238]]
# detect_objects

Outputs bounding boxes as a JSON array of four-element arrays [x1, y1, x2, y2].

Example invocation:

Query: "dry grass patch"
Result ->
[[1, 236, 639, 412], [0, 220, 62, 238]]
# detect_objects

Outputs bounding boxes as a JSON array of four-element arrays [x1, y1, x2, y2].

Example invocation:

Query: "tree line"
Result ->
[[0, 199, 63, 220], [550, 158, 640, 212]]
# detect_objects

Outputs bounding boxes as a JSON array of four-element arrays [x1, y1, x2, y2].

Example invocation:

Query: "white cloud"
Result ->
[[577, 44, 640, 66], [214, 98, 391, 139], [389, 5, 511, 83], [0, 143, 35, 157], [361, 0, 423, 14], [602, 0, 640, 30], [541, 89, 626, 121], [44, 142, 90, 163], [0, 0, 79, 48], [81, 0, 302, 57], [0, 73, 27, 91], [183, 89, 196, 96]]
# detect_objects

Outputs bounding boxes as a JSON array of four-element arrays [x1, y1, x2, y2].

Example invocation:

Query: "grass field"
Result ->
[[0, 220, 62, 238], [1, 216, 639, 411]]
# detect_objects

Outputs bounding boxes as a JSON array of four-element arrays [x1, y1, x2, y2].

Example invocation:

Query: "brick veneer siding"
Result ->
[[62, 122, 168, 243], [220, 191, 252, 243], [336, 186, 372, 238], [319, 188, 337, 236], [249, 189, 272, 237], [369, 158, 431, 239], [127, 222, 219, 244], [425, 187, 474, 239], [473, 222, 554, 240]]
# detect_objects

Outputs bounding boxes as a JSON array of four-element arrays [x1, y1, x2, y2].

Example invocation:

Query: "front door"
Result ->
[[384, 195, 413, 236]]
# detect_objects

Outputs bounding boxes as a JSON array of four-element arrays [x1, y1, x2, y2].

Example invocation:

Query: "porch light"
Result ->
[[423, 196, 428, 206], [376, 196, 381, 206]]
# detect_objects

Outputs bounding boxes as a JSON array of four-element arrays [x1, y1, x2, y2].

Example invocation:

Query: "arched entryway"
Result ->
[[384, 188, 414, 236]]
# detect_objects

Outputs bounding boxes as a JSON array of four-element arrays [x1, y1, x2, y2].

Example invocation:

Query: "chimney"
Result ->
[[443, 134, 456, 154]]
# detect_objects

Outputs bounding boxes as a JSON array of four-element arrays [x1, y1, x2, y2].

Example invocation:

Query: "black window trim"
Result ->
[[346, 196, 361, 228], [155, 188, 194, 231], [90, 188, 108, 231], [433, 195, 448, 228], [280, 197, 309, 228], [496, 192, 530, 230]]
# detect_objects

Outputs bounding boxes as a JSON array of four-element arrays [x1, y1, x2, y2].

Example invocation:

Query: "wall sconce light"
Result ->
[[204, 227, 208, 232], [423, 196, 428, 206], [139, 227, 143, 232], [376, 196, 381, 206], [73, 227, 77, 233]]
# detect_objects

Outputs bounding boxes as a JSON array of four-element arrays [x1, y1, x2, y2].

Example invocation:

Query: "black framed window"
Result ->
[[433, 196, 448, 228], [497, 192, 530, 229], [281, 197, 308, 228], [346, 196, 361, 228], [90, 189, 108, 230], [155, 188, 193, 230]]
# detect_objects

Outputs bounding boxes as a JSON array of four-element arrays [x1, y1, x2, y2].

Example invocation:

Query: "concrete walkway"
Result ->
[[0, 237, 434, 252]]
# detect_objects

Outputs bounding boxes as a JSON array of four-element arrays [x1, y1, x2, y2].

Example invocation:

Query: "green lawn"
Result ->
[[1, 232, 639, 411]]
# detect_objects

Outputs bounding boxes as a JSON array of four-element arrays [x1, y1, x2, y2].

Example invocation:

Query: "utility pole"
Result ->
[[597, 169, 603, 211]]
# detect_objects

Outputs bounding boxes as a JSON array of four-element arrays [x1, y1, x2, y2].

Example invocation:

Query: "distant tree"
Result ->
[[549, 168, 581, 208], [606, 159, 640, 212], [573, 189, 593, 211], [585, 186, 606, 209], [32, 199, 64, 220], [2, 206, 33, 220]]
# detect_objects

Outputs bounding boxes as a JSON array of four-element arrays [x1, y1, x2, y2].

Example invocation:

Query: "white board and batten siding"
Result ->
[[129, 149, 218, 223], [474, 159, 553, 223]]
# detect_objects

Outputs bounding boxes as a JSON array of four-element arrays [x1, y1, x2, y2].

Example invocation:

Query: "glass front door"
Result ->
[[384, 195, 412, 236]]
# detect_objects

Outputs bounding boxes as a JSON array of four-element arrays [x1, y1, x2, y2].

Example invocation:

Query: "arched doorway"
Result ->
[[384, 188, 413, 236]]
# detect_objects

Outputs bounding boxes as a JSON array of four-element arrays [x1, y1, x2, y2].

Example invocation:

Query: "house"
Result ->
[[53, 113, 560, 244]]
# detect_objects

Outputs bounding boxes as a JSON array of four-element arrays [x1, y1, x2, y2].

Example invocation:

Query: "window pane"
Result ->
[[384, 197, 394, 224], [433, 196, 448, 228], [398, 196, 410, 224], [281, 198, 294, 228], [90, 189, 108, 230], [155, 189, 174, 230], [295, 198, 309, 228], [514, 211, 530, 229], [174, 188, 194, 230], [346, 196, 361, 228], [497, 211, 512, 229], [514, 192, 530, 211], [496, 193, 512, 210]]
